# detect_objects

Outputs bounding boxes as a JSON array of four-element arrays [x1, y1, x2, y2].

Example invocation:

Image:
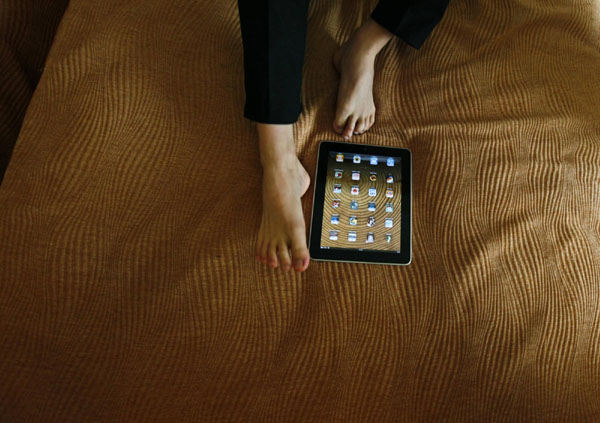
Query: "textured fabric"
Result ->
[[1, 0, 600, 421], [0, 0, 69, 183]]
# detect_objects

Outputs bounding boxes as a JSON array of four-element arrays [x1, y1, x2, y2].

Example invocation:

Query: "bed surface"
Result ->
[[1, 0, 599, 421]]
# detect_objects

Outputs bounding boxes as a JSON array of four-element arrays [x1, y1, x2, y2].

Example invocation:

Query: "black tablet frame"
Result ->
[[308, 140, 412, 265]]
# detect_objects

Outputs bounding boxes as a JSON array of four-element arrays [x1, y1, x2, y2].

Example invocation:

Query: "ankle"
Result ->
[[262, 156, 301, 180], [352, 18, 394, 59], [256, 122, 297, 167]]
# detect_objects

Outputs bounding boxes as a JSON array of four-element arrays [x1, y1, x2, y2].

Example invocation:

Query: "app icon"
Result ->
[[331, 215, 340, 225], [332, 199, 340, 208], [387, 157, 394, 166], [353, 155, 361, 163], [366, 232, 374, 243], [370, 156, 378, 165], [369, 173, 377, 182], [333, 184, 342, 194], [385, 233, 392, 243], [385, 203, 393, 213], [367, 216, 375, 227], [368, 202, 376, 211], [329, 230, 339, 240], [386, 188, 393, 198], [386, 174, 394, 183], [349, 216, 358, 225], [336, 153, 344, 162], [385, 218, 393, 228], [334, 170, 343, 178], [348, 231, 357, 242], [351, 185, 359, 195], [368, 188, 376, 196], [350, 200, 358, 210], [352, 170, 360, 181]]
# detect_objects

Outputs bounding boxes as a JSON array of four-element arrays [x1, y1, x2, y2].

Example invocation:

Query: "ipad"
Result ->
[[308, 140, 411, 265]]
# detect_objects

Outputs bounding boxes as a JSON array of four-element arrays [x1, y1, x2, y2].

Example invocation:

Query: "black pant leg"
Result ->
[[237, 0, 310, 124], [370, 0, 451, 49]]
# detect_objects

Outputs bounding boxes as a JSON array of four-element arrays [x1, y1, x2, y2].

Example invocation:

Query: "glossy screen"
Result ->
[[320, 151, 402, 252]]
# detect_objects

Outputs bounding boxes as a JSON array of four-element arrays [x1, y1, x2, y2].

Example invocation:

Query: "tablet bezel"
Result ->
[[308, 140, 412, 265]]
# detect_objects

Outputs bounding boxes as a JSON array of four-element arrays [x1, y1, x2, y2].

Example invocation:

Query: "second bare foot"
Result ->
[[333, 40, 376, 140], [332, 18, 394, 140]]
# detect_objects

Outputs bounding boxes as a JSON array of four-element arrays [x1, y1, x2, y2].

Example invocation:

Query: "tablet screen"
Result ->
[[320, 151, 403, 252]]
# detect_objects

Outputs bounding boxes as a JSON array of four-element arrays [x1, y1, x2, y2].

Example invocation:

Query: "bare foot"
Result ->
[[333, 41, 375, 139], [332, 18, 394, 140], [255, 123, 311, 272]]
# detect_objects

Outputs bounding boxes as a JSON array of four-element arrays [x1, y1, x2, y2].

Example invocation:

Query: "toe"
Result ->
[[292, 247, 310, 272], [362, 116, 372, 133], [277, 242, 292, 272], [267, 242, 279, 268], [354, 118, 365, 134], [343, 116, 357, 140], [333, 114, 348, 135], [290, 230, 310, 272]]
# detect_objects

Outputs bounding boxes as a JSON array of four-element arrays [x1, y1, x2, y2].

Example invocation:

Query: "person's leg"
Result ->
[[370, 0, 452, 51], [237, 0, 311, 272], [332, 0, 451, 140]]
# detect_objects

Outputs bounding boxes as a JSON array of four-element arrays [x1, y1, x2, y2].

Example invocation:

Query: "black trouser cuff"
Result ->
[[370, 0, 451, 50]]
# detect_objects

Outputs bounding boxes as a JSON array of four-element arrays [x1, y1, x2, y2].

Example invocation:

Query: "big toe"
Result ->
[[293, 251, 309, 272], [333, 114, 347, 134], [292, 244, 310, 272], [290, 230, 309, 271]]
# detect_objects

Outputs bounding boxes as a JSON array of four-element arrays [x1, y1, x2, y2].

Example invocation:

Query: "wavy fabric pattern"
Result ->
[[0, 0, 599, 421]]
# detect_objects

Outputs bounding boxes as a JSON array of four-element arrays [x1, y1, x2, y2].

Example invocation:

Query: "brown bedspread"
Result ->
[[1, 0, 599, 421]]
